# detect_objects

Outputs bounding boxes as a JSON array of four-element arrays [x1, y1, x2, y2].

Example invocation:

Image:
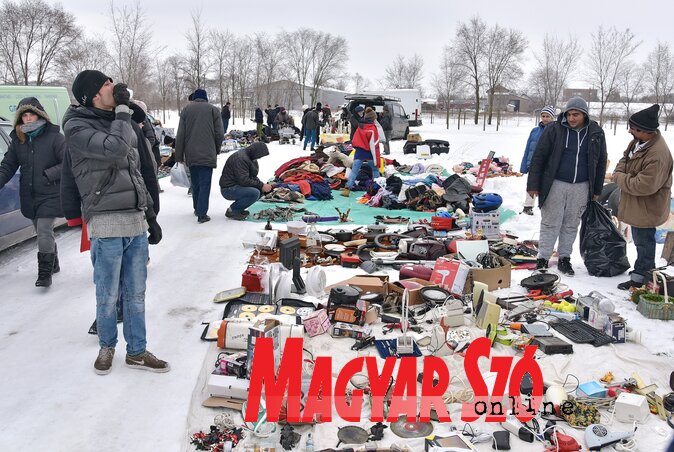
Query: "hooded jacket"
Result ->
[[61, 105, 152, 223], [527, 113, 607, 207], [351, 119, 381, 166], [614, 131, 673, 228], [219, 142, 270, 190], [0, 98, 65, 219], [175, 99, 225, 168], [519, 122, 547, 173], [255, 108, 264, 124]]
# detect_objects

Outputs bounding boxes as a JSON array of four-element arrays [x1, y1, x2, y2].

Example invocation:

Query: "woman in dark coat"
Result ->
[[0, 97, 66, 287]]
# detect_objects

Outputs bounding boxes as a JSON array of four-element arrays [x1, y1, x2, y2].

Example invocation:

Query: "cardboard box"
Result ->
[[471, 211, 501, 239], [330, 322, 371, 339], [246, 319, 280, 376], [303, 309, 330, 337], [429, 257, 470, 296], [388, 278, 438, 306], [208, 373, 250, 400], [325, 275, 389, 294], [604, 313, 626, 343], [467, 254, 512, 293]]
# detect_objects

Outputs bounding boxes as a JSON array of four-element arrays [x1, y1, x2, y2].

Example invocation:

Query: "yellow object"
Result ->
[[600, 372, 614, 384], [320, 133, 349, 144], [407, 132, 422, 142]]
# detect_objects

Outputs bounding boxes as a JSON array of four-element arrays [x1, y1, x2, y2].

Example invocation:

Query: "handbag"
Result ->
[[170, 162, 190, 188]]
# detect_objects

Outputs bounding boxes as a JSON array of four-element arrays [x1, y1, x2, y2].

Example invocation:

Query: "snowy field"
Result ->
[[1, 116, 673, 451]]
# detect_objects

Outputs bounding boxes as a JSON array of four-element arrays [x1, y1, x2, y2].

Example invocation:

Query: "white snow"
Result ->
[[1, 115, 673, 451]]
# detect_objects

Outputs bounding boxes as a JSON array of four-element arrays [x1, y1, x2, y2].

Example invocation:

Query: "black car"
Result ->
[[345, 94, 410, 140]]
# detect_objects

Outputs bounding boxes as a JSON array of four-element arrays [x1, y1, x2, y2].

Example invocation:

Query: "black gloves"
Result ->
[[147, 217, 162, 245], [113, 83, 131, 107]]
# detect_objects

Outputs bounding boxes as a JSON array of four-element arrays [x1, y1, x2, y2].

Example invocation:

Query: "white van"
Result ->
[[0, 85, 72, 126]]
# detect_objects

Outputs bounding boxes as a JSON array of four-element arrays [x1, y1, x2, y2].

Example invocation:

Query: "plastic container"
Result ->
[[287, 220, 307, 236]]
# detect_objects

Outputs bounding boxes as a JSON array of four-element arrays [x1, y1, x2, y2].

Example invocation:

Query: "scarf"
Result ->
[[20, 118, 47, 136]]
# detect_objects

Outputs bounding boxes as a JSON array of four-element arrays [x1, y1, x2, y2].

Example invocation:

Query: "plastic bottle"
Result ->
[[306, 222, 321, 248], [305, 433, 314, 452]]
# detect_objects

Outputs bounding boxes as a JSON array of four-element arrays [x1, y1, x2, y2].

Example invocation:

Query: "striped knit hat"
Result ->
[[541, 106, 556, 117]]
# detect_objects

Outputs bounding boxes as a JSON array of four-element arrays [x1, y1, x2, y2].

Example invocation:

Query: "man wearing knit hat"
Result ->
[[613, 104, 673, 290], [175, 88, 225, 223], [520, 106, 555, 215], [527, 97, 607, 275], [63, 70, 168, 375]]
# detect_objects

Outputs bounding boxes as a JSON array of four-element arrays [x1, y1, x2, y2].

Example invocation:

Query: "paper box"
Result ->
[[208, 373, 250, 400], [303, 308, 330, 337], [325, 275, 389, 294], [330, 322, 371, 339], [471, 211, 501, 239], [467, 254, 512, 293], [604, 313, 626, 343], [388, 278, 437, 306], [429, 257, 470, 296], [246, 319, 280, 376]]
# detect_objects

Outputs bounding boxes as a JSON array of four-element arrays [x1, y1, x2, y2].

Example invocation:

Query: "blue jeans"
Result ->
[[189, 165, 213, 216], [346, 159, 380, 189], [303, 128, 317, 150], [222, 119, 229, 134], [631, 226, 656, 282], [221, 186, 261, 213], [91, 235, 148, 355]]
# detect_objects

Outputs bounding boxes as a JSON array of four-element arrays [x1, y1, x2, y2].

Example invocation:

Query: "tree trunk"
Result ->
[[487, 92, 494, 125], [473, 79, 480, 124], [446, 108, 450, 129]]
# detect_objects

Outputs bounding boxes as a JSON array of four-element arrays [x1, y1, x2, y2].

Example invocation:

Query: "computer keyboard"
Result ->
[[550, 319, 616, 347]]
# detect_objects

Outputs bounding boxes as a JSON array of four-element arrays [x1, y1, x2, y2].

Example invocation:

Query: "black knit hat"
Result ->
[[71, 70, 112, 107], [630, 104, 660, 131]]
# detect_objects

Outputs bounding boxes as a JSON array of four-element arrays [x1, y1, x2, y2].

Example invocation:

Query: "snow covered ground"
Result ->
[[1, 116, 673, 451]]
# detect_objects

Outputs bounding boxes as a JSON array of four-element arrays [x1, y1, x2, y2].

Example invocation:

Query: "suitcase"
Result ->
[[424, 139, 450, 155], [403, 140, 419, 154]]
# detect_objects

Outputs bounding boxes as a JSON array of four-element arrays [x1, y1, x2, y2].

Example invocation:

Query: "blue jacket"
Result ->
[[519, 122, 546, 173]]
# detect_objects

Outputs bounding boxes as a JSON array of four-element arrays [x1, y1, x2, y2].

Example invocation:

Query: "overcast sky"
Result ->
[[67, 0, 674, 94]]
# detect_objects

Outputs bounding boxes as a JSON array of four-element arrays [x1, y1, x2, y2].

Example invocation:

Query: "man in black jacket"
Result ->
[[64, 69, 168, 375], [527, 97, 607, 275], [219, 142, 272, 220], [221, 101, 231, 133], [175, 88, 225, 223], [380, 105, 393, 155]]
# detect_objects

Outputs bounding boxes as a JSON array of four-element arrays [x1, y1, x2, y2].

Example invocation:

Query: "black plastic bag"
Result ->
[[579, 201, 630, 277]]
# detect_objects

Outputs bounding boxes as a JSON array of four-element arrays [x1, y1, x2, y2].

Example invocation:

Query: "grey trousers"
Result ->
[[32, 217, 56, 253], [538, 180, 589, 260], [383, 130, 392, 154]]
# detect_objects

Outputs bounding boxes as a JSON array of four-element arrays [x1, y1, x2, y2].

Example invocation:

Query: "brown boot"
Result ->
[[340, 188, 350, 197]]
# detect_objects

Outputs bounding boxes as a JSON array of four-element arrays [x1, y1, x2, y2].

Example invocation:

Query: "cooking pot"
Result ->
[[364, 224, 387, 243], [331, 227, 362, 243]]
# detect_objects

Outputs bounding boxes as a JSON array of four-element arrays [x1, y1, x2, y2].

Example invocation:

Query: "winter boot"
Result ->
[[341, 188, 351, 197], [557, 257, 575, 276], [536, 258, 548, 269], [522, 206, 534, 216], [52, 244, 60, 274], [35, 252, 55, 287]]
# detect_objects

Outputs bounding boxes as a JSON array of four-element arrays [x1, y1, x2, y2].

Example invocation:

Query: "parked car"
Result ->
[[0, 120, 65, 252], [344, 94, 410, 140], [146, 112, 174, 144]]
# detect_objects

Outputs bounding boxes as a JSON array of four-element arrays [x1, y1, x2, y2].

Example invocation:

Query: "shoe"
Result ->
[[197, 215, 211, 223], [341, 188, 350, 197], [35, 252, 55, 287], [617, 279, 642, 290], [557, 257, 574, 276], [125, 350, 170, 373], [94, 347, 115, 375], [522, 206, 534, 215], [225, 208, 247, 221], [52, 244, 60, 274], [536, 258, 548, 269]]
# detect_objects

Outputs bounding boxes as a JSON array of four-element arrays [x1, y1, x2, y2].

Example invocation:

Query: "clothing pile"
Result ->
[[251, 206, 312, 222], [453, 156, 514, 177]]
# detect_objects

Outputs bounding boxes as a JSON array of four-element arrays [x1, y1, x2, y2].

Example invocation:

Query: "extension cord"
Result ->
[[500, 415, 534, 443]]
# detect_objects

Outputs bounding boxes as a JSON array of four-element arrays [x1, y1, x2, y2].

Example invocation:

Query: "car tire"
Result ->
[[403, 127, 409, 140]]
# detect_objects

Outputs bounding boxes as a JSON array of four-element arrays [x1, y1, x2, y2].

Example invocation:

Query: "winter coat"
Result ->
[[527, 114, 607, 207], [613, 131, 673, 228], [351, 120, 381, 165], [379, 110, 393, 131], [255, 108, 264, 124], [142, 118, 161, 167], [62, 105, 153, 223], [221, 105, 231, 120], [175, 99, 225, 168], [275, 110, 294, 127], [0, 117, 65, 219], [519, 122, 546, 173], [219, 142, 270, 190], [302, 109, 320, 130]]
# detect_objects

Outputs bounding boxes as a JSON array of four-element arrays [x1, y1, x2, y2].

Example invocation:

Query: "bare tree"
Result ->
[[210, 29, 233, 107], [433, 45, 466, 129], [54, 36, 110, 86], [531, 34, 581, 106], [484, 24, 527, 124], [252, 33, 283, 106], [108, 0, 154, 97], [282, 28, 314, 105], [167, 54, 187, 113], [0, 0, 79, 85], [645, 42, 674, 130], [352, 72, 370, 92], [155, 57, 171, 123], [384, 54, 424, 90], [454, 16, 488, 124], [227, 36, 255, 119], [587, 26, 640, 126], [184, 8, 211, 91], [619, 61, 644, 123]]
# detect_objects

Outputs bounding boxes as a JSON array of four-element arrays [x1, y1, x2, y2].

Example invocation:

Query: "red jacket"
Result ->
[[351, 122, 381, 167]]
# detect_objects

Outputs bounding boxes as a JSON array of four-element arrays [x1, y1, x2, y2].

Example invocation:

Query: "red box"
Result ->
[[303, 309, 330, 337], [430, 257, 470, 295]]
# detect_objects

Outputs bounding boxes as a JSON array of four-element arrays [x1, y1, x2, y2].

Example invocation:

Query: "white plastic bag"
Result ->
[[170, 162, 190, 188]]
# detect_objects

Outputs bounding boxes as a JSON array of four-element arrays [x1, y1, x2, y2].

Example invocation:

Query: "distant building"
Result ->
[[253, 80, 349, 111], [487, 84, 534, 113], [562, 88, 599, 102]]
